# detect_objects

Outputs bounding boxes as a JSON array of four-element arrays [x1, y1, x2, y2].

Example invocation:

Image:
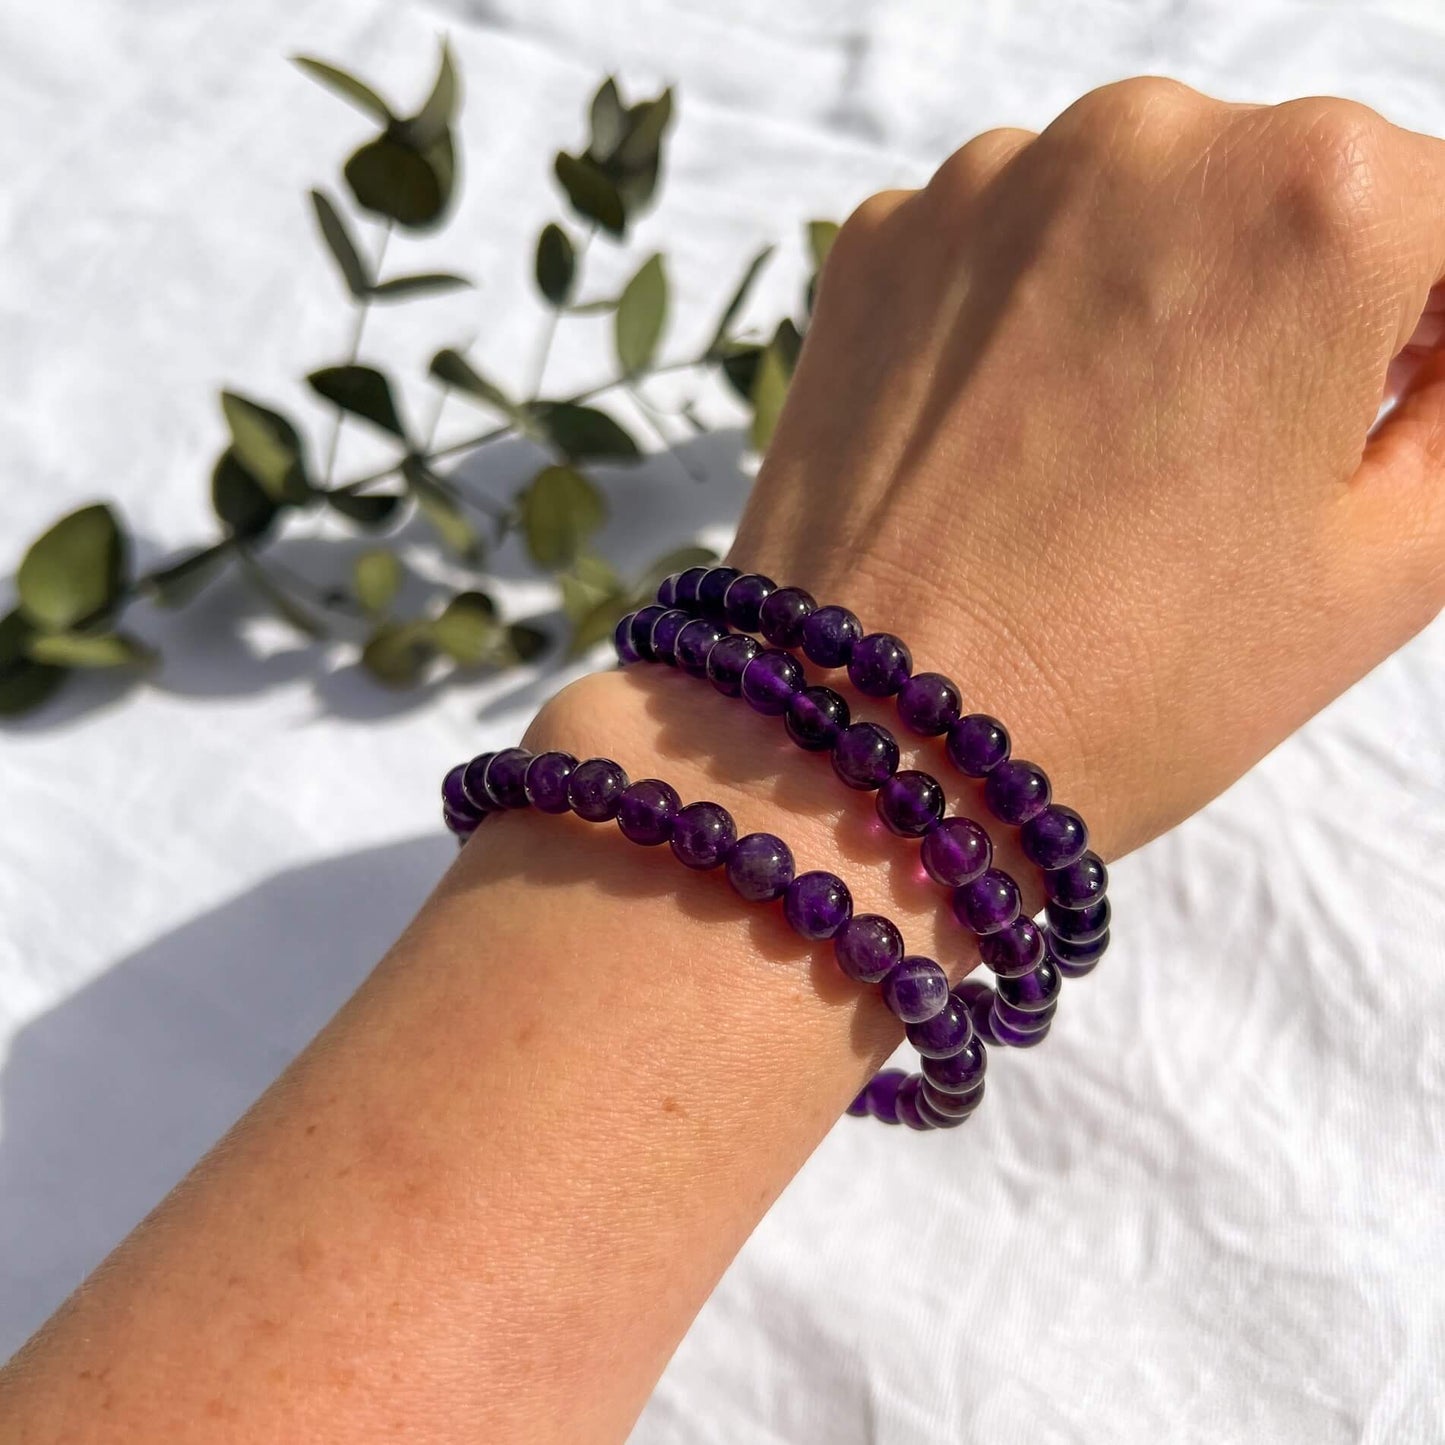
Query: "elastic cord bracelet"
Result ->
[[440, 747, 991, 1131]]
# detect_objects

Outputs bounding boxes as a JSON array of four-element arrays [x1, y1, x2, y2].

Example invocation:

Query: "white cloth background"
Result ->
[[2, 1, 1443, 1440]]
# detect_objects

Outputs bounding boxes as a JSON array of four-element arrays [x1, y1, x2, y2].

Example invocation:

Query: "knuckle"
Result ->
[[928, 127, 1033, 206], [835, 189, 908, 253], [1268, 98, 1390, 245], [1042, 76, 1210, 188]]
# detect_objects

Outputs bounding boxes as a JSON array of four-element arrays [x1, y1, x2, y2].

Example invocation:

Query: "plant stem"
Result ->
[[626, 382, 707, 484], [321, 223, 391, 487]]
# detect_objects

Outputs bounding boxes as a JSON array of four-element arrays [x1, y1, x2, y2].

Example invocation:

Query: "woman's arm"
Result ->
[[3, 80, 1443, 1443]]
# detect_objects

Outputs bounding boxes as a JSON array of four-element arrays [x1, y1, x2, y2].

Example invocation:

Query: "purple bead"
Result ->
[[831, 722, 900, 790], [524, 750, 577, 814], [952, 868, 1022, 936], [740, 649, 803, 716], [865, 1068, 908, 1125], [996, 956, 1062, 1012], [833, 913, 904, 983], [1020, 804, 1088, 870], [993, 994, 1057, 1032], [1048, 929, 1110, 978], [920, 816, 992, 887], [922, 1036, 987, 1094], [758, 586, 816, 648], [460, 752, 497, 811], [846, 1088, 870, 1118], [613, 612, 641, 665], [484, 747, 533, 809], [783, 870, 853, 940], [895, 1075, 932, 1130], [922, 1078, 984, 1118], [800, 604, 862, 668], [567, 757, 629, 821], [984, 758, 1052, 825], [916, 1091, 967, 1128], [673, 565, 709, 610], [979, 916, 1045, 978], [648, 608, 692, 665], [1046, 851, 1109, 910], [990, 1002, 1052, 1048], [1047, 896, 1111, 943], [722, 572, 776, 632], [656, 573, 680, 608], [673, 618, 726, 677], [897, 672, 963, 736], [442, 763, 482, 821], [706, 633, 762, 698], [726, 832, 795, 902], [616, 778, 681, 845], [697, 565, 741, 621], [443, 803, 479, 837], [876, 770, 946, 838], [906, 996, 974, 1058], [785, 686, 850, 752], [669, 801, 737, 870], [882, 955, 949, 1023], [847, 632, 912, 697], [955, 978, 999, 1042], [946, 713, 1011, 777], [629, 604, 669, 663]]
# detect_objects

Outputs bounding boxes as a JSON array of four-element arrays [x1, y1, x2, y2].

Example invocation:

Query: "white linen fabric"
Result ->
[[1, 1, 1442, 1439]]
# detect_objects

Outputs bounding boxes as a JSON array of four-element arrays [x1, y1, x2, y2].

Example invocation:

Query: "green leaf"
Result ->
[[369, 271, 471, 299], [568, 593, 632, 658], [707, 245, 774, 356], [560, 553, 622, 624], [220, 392, 310, 503], [617, 89, 674, 173], [506, 622, 550, 663], [325, 489, 403, 527], [519, 465, 608, 570], [429, 348, 515, 416], [807, 219, 840, 273], [292, 56, 393, 123], [212, 449, 279, 540], [0, 657, 65, 716], [535, 223, 576, 307], [749, 339, 792, 453], [431, 590, 499, 665], [529, 402, 640, 463], [345, 133, 453, 230], [614, 253, 667, 375], [588, 77, 627, 160], [360, 620, 434, 687], [553, 152, 625, 236], [235, 550, 326, 639], [16, 503, 128, 633], [309, 189, 371, 299], [407, 41, 459, 149], [0, 608, 36, 667], [352, 548, 401, 618], [27, 631, 153, 669], [308, 364, 407, 439], [143, 542, 231, 607], [772, 316, 804, 371], [718, 341, 762, 403], [403, 458, 479, 557]]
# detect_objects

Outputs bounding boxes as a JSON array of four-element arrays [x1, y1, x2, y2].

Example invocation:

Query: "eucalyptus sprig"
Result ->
[[0, 41, 834, 715]]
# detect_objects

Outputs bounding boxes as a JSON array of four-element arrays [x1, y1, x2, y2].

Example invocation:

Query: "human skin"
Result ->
[[2, 79, 1443, 1443]]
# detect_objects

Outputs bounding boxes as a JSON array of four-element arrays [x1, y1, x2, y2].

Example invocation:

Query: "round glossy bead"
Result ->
[[1047, 896, 1111, 943], [1046, 851, 1109, 909], [993, 994, 1057, 1032], [443, 805, 480, 837], [524, 750, 577, 814], [800, 604, 862, 668], [916, 1091, 967, 1129], [983, 758, 1052, 826], [922, 1036, 987, 1094], [785, 685, 850, 752], [629, 604, 670, 663], [697, 565, 741, 622], [460, 752, 497, 811], [567, 757, 629, 821], [922, 1079, 984, 1118], [846, 1088, 870, 1118], [883, 955, 949, 1023], [895, 1075, 932, 1131], [833, 913, 904, 983], [758, 586, 816, 648], [669, 801, 736, 870], [706, 633, 762, 698], [784, 870, 853, 940], [722, 572, 776, 632], [1048, 930, 1110, 978], [649, 608, 691, 665], [656, 573, 680, 608], [673, 565, 710, 610], [484, 747, 533, 809], [740, 649, 803, 716], [616, 778, 681, 845], [726, 832, 795, 902], [979, 916, 1046, 978], [1020, 804, 1088, 870], [897, 672, 963, 736], [865, 1068, 908, 1125], [613, 612, 641, 665], [442, 763, 482, 821], [920, 816, 992, 887], [673, 618, 726, 677], [996, 956, 1062, 1013], [831, 722, 900, 790], [906, 996, 974, 1058], [847, 632, 912, 697], [955, 979, 1000, 1043], [946, 713, 1011, 777], [990, 1003, 1052, 1048], [952, 868, 1022, 936], [876, 770, 946, 837]]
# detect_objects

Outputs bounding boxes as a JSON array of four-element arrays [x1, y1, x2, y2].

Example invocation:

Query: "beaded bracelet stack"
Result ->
[[440, 564, 1111, 1134]]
